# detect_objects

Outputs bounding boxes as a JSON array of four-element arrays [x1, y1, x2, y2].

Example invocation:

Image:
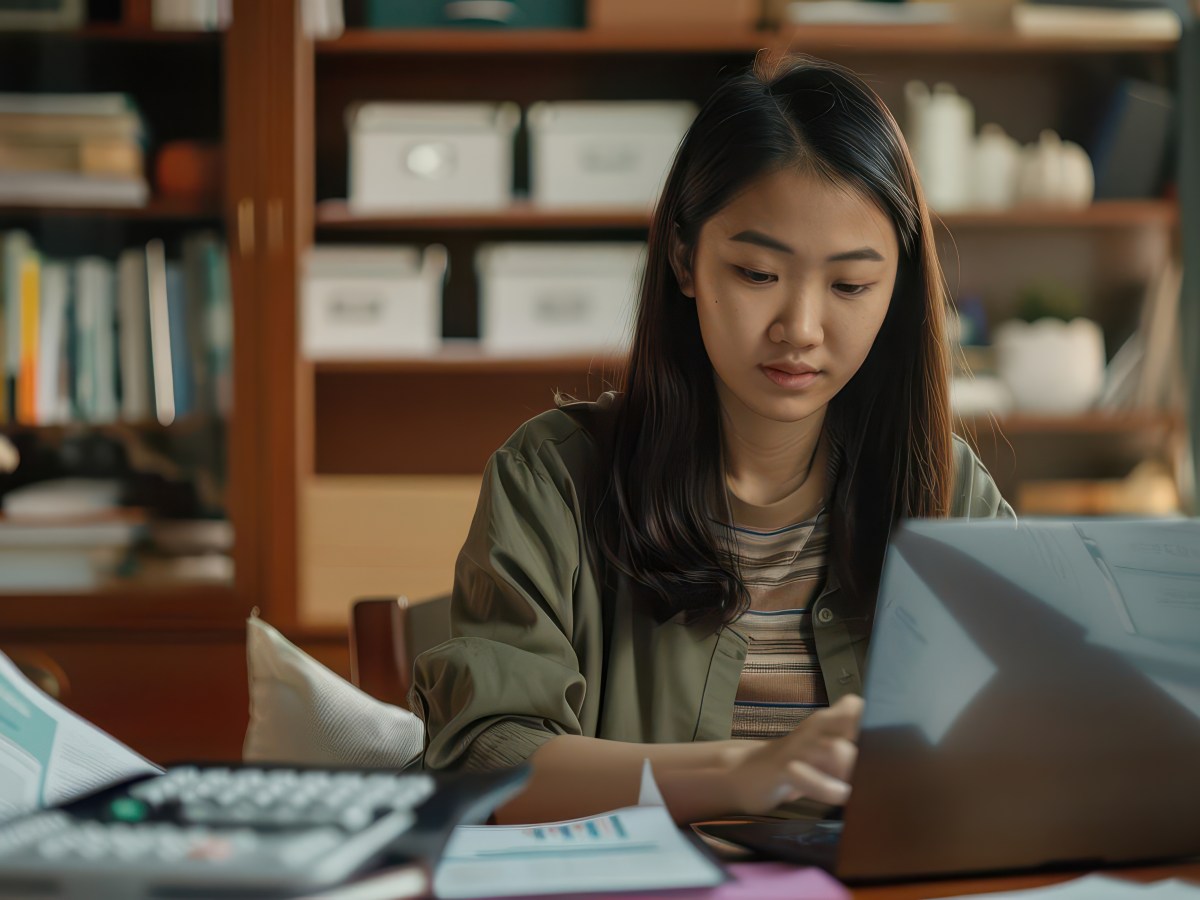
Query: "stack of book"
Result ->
[[1013, 2, 1182, 41], [0, 231, 233, 427], [0, 478, 142, 592], [0, 93, 149, 208]]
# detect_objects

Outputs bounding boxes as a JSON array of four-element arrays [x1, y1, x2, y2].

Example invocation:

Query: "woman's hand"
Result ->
[[722, 694, 863, 815]]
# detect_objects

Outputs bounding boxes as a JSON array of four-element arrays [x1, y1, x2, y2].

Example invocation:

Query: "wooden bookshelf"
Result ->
[[315, 200, 1178, 233], [316, 25, 1178, 57], [0, 0, 274, 764]]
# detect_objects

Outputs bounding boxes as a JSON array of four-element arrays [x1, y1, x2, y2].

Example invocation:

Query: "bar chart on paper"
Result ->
[[434, 806, 724, 898], [526, 814, 629, 842]]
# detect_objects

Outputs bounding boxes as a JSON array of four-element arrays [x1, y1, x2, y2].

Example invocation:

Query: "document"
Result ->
[[937, 874, 1200, 899], [433, 804, 726, 899], [0, 651, 160, 822]]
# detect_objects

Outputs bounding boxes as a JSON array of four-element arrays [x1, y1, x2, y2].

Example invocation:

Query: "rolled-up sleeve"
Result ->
[[412, 439, 587, 771]]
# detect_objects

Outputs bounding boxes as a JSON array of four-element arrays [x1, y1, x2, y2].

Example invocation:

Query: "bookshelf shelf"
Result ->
[[0, 196, 222, 221], [312, 354, 1182, 440], [314, 200, 649, 231], [317, 28, 771, 55], [773, 24, 1178, 56], [0, 25, 222, 44], [937, 201, 1179, 230], [0, 414, 220, 436], [314, 200, 1178, 233], [962, 411, 1181, 436], [315, 26, 1177, 57], [313, 348, 623, 376]]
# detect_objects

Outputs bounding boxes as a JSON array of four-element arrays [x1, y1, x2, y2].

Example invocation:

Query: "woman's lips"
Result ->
[[761, 365, 821, 390]]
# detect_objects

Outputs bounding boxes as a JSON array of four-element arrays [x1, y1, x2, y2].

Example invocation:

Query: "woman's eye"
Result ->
[[736, 267, 776, 285], [834, 282, 869, 297]]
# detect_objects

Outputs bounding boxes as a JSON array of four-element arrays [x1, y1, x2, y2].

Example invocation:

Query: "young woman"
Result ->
[[412, 55, 1014, 825]]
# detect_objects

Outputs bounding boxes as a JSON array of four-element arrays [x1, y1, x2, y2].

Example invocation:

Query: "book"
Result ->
[[145, 239, 176, 426], [1089, 78, 1174, 200], [16, 248, 39, 425], [0, 93, 135, 117], [0, 136, 143, 178], [93, 259, 118, 423], [166, 260, 194, 417], [35, 260, 69, 426], [117, 247, 153, 422], [1, 230, 34, 422], [72, 259, 96, 422], [0, 171, 148, 208], [0, 110, 143, 141], [182, 232, 215, 415], [76, 257, 118, 423]]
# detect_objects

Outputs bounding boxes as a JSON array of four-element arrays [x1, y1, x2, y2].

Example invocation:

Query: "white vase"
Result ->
[[993, 318, 1107, 413], [971, 123, 1021, 209], [907, 81, 975, 212]]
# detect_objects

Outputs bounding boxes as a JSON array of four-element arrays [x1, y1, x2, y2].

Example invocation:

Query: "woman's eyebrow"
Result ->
[[827, 247, 885, 262], [729, 229, 794, 254], [729, 231, 885, 263]]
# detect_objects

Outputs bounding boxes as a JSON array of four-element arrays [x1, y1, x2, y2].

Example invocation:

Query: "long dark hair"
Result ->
[[600, 54, 954, 625]]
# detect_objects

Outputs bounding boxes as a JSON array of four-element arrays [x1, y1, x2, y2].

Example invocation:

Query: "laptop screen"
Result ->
[[839, 518, 1200, 881]]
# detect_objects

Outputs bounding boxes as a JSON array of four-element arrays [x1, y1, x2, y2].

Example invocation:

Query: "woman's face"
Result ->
[[675, 166, 900, 426]]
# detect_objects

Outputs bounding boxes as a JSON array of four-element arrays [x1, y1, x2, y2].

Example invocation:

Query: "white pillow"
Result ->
[[243, 615, 424, 769]]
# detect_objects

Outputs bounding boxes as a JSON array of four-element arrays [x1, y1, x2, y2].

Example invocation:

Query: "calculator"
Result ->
[[0, 762, 529, 899]]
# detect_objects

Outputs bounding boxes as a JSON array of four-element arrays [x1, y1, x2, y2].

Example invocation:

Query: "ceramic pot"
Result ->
[[1017, 130, 1095, 206], [993, 317, 1107, 413]]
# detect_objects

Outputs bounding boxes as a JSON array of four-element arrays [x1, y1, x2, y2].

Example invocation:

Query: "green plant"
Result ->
[[1014, 280, 1085, 323]]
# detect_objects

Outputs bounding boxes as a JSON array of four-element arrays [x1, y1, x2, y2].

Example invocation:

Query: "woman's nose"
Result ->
[[768, 291, 824, 349]]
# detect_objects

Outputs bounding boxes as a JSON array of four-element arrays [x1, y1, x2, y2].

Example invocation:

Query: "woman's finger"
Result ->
[[808, 735, 858, 783], [785, 759, 852, 806], [811, 694, 864, 739]]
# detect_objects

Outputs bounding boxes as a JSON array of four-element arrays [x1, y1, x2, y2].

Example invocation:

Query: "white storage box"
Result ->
[[347, 102, 519, 213], [527, 101, 697, 209], [302, 245, 447, 359], [477, 243, 644, 352]]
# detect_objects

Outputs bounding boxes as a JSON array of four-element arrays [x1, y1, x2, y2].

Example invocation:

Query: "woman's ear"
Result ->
[[669, 230, 696, 299]]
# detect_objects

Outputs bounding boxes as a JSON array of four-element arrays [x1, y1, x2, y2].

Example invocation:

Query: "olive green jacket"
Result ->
[[412, 393, 1014, 770]]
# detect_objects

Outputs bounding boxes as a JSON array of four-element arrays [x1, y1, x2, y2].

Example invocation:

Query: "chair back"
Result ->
[[349, 594, 451, 709]]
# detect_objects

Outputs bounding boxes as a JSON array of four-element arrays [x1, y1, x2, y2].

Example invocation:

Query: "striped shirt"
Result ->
[[718, 510, 830, 740]]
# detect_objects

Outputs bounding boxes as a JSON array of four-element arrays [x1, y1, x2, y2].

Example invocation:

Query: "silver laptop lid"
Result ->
[[839, 518, 1200, 881]]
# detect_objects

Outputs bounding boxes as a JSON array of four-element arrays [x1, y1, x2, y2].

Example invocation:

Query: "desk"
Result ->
[[851, 861, 1200, 898]]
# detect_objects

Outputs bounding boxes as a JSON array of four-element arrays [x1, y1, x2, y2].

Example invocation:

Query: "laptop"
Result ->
[[700, 517, 1200, 882]]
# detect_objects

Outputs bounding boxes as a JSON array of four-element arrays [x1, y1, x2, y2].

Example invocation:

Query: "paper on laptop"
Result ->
[[935, 873, 1200, 900], [0, 651, 161, 822], [434, 762, 724, 899]]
